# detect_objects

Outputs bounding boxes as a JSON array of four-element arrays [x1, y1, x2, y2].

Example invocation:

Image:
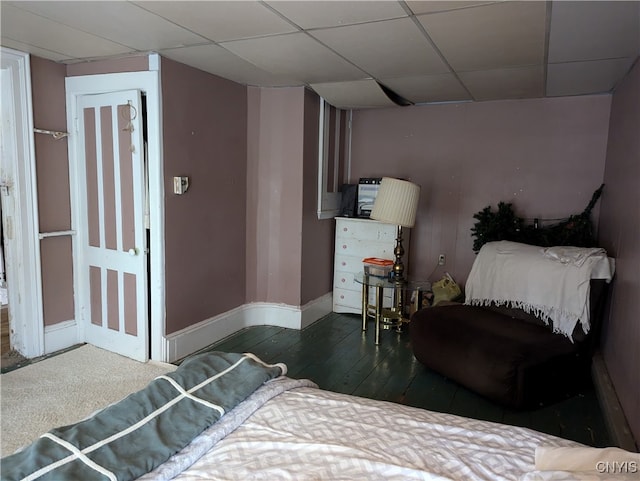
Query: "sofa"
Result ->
[[410, 241, 613, 409]]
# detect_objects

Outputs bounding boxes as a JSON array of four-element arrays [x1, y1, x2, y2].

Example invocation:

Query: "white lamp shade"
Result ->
[[370, 177, 420, 228]]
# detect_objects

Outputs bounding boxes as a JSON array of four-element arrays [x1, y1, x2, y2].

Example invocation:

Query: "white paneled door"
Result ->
[[76, 90, 148, 361]]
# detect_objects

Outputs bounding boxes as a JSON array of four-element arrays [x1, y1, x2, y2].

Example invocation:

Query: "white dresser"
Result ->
[[333, 217, 410, 314]]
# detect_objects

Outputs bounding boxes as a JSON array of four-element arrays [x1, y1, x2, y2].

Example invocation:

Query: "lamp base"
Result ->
[[389, 225, 408, 320], [390, 225, 407, 284]]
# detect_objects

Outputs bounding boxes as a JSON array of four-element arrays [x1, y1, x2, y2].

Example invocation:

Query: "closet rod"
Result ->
[[38, 230, 76, 240], [34, 128, 69, 140]]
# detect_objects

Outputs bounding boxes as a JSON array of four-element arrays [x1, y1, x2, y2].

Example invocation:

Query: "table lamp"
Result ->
[[370, 177, 420, 284]]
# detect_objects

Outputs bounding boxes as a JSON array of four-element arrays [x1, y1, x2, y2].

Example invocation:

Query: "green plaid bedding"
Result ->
[[1, 352, 286, 481]]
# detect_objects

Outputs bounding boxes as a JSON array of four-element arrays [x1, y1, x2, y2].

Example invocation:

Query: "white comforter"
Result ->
[[168, 383, 596, 481]]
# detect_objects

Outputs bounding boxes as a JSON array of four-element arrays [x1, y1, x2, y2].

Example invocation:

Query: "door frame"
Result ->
[[0, 47, 45, 358], [65, 62, 166, 361]]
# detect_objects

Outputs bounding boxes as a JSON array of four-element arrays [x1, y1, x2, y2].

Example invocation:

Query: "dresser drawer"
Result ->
[[334, 254, 374, 277], [333, 270, 360, 292], [335, 238, 395, 259], [336, 219, 396, 242], [333, 288, 362, 311], [333, 276, 393, 309]]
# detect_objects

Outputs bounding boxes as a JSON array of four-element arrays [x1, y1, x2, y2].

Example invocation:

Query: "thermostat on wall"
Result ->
[[173, 176, 189, 195]]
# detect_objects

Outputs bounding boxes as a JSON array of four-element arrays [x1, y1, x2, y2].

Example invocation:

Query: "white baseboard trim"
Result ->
[[44, 320, 79, 355], [592, 352, 638, 452], [163, 293, 332, 363], [301, 292, 333, 329]]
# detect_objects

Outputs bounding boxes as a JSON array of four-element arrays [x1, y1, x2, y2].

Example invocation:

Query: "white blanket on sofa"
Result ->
[[465, 241, 613, 339]]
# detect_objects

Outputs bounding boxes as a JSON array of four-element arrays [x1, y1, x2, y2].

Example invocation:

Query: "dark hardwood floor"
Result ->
[[196, 311, 611, 448]]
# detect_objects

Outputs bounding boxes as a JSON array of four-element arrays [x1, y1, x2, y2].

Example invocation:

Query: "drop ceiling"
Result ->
[[2, 1, 639, 109]]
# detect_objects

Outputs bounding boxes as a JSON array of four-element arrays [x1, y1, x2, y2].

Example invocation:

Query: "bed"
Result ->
[[2, 351, 638, 481]]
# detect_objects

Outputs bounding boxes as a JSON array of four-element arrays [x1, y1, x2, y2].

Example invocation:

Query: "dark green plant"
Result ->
[[471, 201, 524, 252], [471, 184, 604, 252]]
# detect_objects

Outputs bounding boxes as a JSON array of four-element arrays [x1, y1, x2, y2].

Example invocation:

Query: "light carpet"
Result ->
[[0, 344, 176, 457]]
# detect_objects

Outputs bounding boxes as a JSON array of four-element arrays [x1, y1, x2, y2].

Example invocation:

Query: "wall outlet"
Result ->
[[438, 254, 446, 266]]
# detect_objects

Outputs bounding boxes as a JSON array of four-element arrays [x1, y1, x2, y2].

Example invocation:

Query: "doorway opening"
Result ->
[[1, 208, 16, 368], [0, 47, 44, 365]]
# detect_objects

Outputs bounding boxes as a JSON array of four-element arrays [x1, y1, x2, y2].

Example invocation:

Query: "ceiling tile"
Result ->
[[406, 1, 500, 15], [0, 37, 72, 62], [1, 4, 132, 59], [548, 1, 640, 63], [222, 33, 366, 84], [159, 44, 300, 87], [547, 58, 636, 97], [9, 1, 206, 50], [135, 1, 297, 42], [418, 2, 547, 71], [1, 0, 638, 108], [310, 18, 450, 78], [310, 80, 396, 109], [380, 74, 472, 103], [266, 1, 407, 29], [459, 66, 544, 101]]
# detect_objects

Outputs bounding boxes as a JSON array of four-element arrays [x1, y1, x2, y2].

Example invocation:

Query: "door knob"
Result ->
[[128, 248, 138, 256]]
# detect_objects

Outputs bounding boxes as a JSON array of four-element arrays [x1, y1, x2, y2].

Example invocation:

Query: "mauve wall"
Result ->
[[301, 88, 334, 304], [246, 86, 333, 306], [246, 87, 304, 306], [30, 56, 74, 326], [598, 59, 640, 444], [349, 95, 611, 283], [161, 58, 247, 334]]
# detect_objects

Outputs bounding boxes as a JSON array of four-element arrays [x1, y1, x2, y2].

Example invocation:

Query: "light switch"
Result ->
[[173, 176, 189, 195]]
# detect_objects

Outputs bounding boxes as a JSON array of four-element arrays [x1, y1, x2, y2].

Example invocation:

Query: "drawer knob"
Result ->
[[340, 295, 344, 299], [342, 244, 347, 249], [343, 227, 348, 232], [341, 261, 346, 266], [341, 278, 346, 283]]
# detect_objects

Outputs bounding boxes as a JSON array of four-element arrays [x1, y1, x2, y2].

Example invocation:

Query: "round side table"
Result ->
[[354, 273, 431, 345]]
